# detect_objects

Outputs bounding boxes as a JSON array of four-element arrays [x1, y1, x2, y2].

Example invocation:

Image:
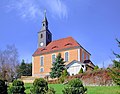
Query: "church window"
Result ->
[[40, 56, 44, 66], [65, 52, 69, 62], [82, 51, 84, 62], [40, 68, 44, 72], [41, 34, 43, 38], [52, 54, 56, 63]]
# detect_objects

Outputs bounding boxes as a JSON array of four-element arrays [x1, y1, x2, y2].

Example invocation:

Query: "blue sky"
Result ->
[[0, 0, 120, 67]]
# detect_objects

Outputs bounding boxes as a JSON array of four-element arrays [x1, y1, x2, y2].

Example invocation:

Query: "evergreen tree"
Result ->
[[109, 39, 120, 86], [20, 59, 26, 76], [50, 53, 65, 78], [17, 59, 32, 78]]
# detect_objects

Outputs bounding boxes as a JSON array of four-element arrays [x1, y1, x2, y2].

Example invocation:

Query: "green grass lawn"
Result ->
[[24, 83, 120, 94]]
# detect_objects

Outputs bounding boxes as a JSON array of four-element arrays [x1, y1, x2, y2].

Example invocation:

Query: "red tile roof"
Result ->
[[33, 37, 80, 56]]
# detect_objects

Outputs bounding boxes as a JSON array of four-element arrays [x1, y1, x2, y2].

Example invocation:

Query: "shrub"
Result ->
[[62, 69, 69, 77], [31, 78, 48, 94], [9, 80, 25, 94], [47, 87, 56, 94], [62, 78, 87, 94], [0, 79, 7, 94], [59, 69, 69, 83], [79, 68, 83, 74], [94, 65, 99, 71]]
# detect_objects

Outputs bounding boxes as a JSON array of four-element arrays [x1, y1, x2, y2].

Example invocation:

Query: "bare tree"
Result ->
[[0, 45, 19, 81]]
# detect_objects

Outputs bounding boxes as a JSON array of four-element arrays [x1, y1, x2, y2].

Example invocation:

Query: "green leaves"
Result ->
[[50, 53, 65, 78], [31, 78, 55, 94], [62, 78, 87, 94], [9, 80, 25, 93], [109, 39, 120, 86]]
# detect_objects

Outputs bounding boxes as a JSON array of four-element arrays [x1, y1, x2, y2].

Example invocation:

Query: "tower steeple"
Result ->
[[41, 10, 48, 31], [38, 11, 52, 48]]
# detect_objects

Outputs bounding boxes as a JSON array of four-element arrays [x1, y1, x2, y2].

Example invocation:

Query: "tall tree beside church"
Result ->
[[109, 39, 120, 86], [17, 59, 32, 78], [50, 53, 65, 78]]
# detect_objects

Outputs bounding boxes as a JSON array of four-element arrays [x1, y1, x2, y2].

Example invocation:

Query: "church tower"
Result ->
[[38, 11, 52, 48]]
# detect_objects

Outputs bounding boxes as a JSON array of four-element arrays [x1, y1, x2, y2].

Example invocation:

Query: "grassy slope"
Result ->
[[24, 83, 120, 94]]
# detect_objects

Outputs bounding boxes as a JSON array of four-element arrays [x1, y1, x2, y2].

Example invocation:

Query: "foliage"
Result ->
[[108, 39, 120, 86], [9, 80, 25, 93], [62, 78, 87, 94], [61, 69, 69, 77], [47, 87, 56, 94], [94, 65, 99, 71], [30, 78, 48, 94], [59, 69, 69, 83], [17, 59, 32, 78], [0, 79, 7, 94], [50, 53, 65, 78], [79, 68, 83, 74], [0, 45, 19, 81]]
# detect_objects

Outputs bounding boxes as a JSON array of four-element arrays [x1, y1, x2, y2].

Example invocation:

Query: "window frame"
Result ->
[[41, 34, 43, 38], [40, 56, 44, 66], [52, 54, 56, 63], [64, 51, 69, 62], [40, 67, 44, 72]]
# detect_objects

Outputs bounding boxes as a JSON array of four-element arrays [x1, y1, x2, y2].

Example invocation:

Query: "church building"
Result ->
[[32, 13, 94, 78]]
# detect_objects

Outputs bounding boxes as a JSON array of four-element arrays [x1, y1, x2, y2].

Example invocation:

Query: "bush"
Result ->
[[79, 68, 83, 74], [0, 79, 7, 94], [9, 80, 25, 94], [62, 69, 69, 77], [94, 65, 99, 71], [47, 87, 56, 94], [31, 78, 48, 94], [62, 78, 87, 94], [59, 69, 69, 83]]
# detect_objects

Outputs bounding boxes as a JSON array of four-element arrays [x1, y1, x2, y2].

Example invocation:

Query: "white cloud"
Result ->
[[5, 0, 68, 21], [6, 0, 43, 21], [46, 0, 68, 19]]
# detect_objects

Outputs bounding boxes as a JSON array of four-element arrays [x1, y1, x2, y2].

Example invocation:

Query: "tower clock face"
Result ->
[[40, 42, 44, 46]]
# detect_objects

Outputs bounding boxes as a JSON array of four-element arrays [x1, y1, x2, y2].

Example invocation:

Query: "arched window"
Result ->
[[41, 34, 43, 38], [65, 52, 69, 62], [40, 68, 44, 72], [52, 54, 56, 63], [40, 56, 44, 66]]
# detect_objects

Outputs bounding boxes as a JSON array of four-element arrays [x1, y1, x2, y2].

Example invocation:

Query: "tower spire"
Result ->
[[41, 10, 48, 31], [38, 10, 52, 48], [44, 10, 46, 18]]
